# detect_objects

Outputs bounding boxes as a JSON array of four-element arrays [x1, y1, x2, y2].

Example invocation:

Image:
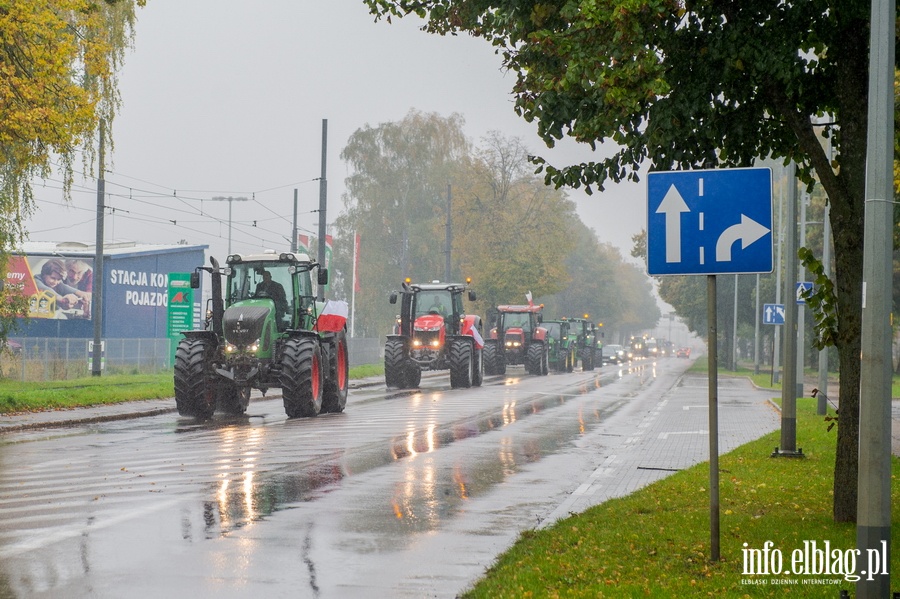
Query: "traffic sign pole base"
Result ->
[[771, 447, 805, 458]]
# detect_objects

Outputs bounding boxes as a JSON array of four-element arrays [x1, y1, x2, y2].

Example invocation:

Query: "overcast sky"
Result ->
[[25, 0, 647, 263]]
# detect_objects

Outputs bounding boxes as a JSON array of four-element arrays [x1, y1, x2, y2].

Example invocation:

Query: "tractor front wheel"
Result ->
[[449, 338, 473, 389], [583, 347, 595, 371], [281, 337, 323, 418], [385, 338, 409, 388], [525, 342, 542, 375], [174, 337, 218, 419], [484, 339, 507, 376]]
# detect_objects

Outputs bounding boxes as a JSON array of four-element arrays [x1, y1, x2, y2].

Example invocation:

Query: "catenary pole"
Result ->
[[775, 164, 800, 456], [772, 166, 784, 384], [816, 203, 831, 415], [732, 274, 738, 370], [317, 119, 328, 302], [856, 0, 894, 594], [754, 274, 760, 375], [445, 184, 452, 282], [292, 189, 298, 253], [796, 192, 807, 397], [92, 119, 106, 377]]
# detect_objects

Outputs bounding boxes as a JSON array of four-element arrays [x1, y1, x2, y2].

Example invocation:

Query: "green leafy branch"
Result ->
[[797, 246, 838, 351]]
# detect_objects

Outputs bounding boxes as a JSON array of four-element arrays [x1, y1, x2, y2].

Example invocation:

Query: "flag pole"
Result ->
[[350, 232, 358, 338]]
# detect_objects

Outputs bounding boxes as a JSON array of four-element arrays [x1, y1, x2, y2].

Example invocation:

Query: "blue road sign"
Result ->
[[647, 168, 773, 275], [763, 303, 785, 325], [796, 282, 813, 304]]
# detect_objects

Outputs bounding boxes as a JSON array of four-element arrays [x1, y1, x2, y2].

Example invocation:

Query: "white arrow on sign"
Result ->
[[765, 305, 774, 322], [655, 184, 690, 263], [715, 214, 770, 262], [776, 305, 785, 321]]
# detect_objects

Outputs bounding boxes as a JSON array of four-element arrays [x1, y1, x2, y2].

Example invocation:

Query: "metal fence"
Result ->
[[0, 337, 383, 382]]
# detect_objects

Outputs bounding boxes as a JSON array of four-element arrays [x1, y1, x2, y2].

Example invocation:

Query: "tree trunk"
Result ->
[[828, 188, 864, 523]]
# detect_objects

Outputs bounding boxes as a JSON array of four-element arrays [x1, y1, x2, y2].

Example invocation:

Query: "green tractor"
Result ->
[[541, 320, 576, 372], [564, 316, 600, 371], [174, 251, 349, 419]]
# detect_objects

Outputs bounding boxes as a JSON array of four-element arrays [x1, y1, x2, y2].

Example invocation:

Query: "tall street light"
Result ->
[[211, 196, 249, 254]]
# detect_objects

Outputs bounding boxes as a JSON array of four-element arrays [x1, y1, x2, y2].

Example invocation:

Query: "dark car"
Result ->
[[603, 344, 628, 365]]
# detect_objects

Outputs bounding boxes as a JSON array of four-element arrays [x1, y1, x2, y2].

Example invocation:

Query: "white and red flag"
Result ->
[[462, 320, 485, 349], [315, 300, 349, 333], [525, 291, 533, 307], [470, 326, 484, 349]]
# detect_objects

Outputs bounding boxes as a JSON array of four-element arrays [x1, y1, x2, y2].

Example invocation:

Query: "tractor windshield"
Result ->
[[503, 312, 532, 331], [416, 291, 452, 318], [228, 261, 294, 304]]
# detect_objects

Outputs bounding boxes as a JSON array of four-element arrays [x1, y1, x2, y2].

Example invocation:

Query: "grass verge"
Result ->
[[463, 398, 900, 597], [0, 363, 385, 414]]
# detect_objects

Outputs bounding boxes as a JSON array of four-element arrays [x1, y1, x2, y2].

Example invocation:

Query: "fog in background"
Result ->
[[25, 0, 646, 264]]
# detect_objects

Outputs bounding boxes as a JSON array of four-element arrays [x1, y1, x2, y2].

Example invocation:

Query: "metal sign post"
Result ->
[[648, 167, 773, 563]]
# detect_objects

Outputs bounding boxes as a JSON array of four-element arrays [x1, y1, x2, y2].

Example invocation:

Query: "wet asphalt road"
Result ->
[[0, 357, 775, 598]]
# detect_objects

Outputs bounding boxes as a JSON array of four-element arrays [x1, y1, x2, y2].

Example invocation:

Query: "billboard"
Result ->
[[7, 255, 94, 320], [8, 245, 205, 339]]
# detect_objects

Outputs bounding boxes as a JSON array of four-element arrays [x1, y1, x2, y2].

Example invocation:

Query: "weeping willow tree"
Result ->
[[0, 0, 144, 336]]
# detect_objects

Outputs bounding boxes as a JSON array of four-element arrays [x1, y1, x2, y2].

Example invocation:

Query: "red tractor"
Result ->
[[384, 279, 484, 389], [483, 304, 550, 376]]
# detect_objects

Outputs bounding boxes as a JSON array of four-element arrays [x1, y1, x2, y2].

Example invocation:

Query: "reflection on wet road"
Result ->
[[0, 359, 672, 598]]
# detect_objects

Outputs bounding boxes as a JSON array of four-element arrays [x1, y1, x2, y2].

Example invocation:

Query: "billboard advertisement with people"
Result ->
[[6, 255, 94, 320]]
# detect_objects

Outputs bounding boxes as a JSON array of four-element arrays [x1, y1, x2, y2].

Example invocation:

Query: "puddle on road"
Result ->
[[198, 368, 644, 542]]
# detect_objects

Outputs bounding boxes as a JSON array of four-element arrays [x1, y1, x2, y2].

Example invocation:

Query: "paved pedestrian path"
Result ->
[[540, 373, 782, 526]]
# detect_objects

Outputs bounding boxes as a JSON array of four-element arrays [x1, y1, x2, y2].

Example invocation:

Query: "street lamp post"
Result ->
[[211, 196, 249, 254]]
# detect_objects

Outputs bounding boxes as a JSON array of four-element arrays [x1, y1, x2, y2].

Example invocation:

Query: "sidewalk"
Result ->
[[539, 372, 783, 527], [0, 375, 387, 434]]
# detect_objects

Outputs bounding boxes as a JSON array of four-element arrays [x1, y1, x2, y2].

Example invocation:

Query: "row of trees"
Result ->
[[364, 0, 887, 523], [328, 110, 659, 341]]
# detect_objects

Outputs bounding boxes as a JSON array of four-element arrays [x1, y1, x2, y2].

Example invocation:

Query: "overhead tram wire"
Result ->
[[34, 168, 325, 251]]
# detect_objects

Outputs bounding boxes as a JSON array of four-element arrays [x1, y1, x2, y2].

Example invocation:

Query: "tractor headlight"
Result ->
[[225, 343, 237, 353], [412, 339, 423, 348], [248, 339, 260, 352], [430, 340, 441, 348]]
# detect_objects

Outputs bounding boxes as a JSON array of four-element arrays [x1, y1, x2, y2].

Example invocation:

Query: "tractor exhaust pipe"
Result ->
[[209, 256, 224, 337]]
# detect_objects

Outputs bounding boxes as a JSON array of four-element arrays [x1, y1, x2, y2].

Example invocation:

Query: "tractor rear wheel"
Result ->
[[449, 338, 473, 388], [472, 345, 483, 386], [281, 337, 323, 418], [542, 343, 550, 375], [322, 330, 349, 413], [174, 337, 217, 419]]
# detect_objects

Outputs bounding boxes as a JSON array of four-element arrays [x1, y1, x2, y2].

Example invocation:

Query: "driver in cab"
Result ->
[[427, 295, 448, 317], [255, 270, 289, 329]]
